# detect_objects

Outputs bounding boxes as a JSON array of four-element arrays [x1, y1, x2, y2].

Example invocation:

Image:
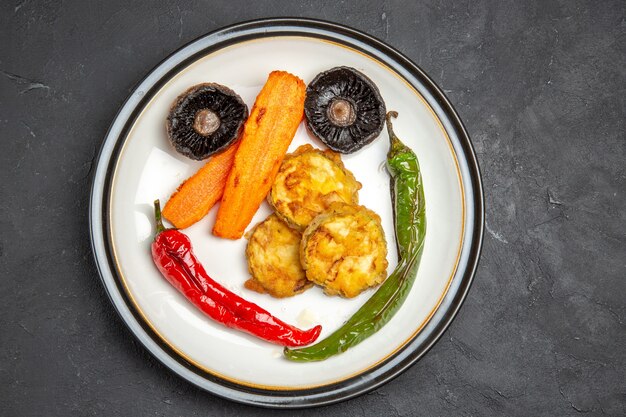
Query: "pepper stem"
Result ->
[[386, 111, 405, 157], [386, 110, 399, 142], [154, 199, 166, 235]]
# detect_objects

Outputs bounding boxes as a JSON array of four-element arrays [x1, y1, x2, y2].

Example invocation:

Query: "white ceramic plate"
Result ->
[[90, 18, 483, 408]]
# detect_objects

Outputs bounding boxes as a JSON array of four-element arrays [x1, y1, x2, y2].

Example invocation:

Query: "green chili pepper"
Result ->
[[283, 111, 426, 362]]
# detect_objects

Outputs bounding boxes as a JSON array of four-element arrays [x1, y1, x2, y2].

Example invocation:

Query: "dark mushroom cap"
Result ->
[[304, 67, 386, 154], [167, 83, 248, 160]]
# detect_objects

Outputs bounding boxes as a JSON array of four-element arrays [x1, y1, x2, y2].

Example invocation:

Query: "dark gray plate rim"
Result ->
[[89, 17, 484, 408]]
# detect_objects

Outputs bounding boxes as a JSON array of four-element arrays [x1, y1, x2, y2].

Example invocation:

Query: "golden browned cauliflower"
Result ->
[[245, 214, 312, 298], [268, 144, 361, 231], [300, 203, 388, 298]]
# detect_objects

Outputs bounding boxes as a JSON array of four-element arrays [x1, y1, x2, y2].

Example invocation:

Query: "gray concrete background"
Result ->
[[1, 0, 624, 415]]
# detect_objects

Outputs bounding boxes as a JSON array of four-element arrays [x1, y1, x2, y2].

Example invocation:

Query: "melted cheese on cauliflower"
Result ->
[[269, 144, 361, 230], [245, 214, 312, 298], [301, 203, 388, 298]]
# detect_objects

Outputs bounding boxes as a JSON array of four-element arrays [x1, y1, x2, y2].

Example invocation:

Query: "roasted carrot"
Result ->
[[213, 71, 306, 239], [162, 140, 239, 229]]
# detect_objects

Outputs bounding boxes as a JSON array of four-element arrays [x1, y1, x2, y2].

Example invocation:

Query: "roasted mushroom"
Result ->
[[304, 67, 386, 153], [167, 83, 248, 160]]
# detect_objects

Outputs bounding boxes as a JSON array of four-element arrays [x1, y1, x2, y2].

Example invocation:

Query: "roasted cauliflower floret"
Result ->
[[268, 144, 361, 231], [245, 214, 312, 298], [300, 203, 388, 298]]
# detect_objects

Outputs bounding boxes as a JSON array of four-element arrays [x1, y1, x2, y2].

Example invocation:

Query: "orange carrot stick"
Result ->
[[162, 141, 239, 229], [213, 71, 306, 239]]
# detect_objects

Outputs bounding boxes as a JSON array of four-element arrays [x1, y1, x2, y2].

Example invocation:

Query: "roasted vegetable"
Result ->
[[268, 144, 361, 231], [213, 71, 306, 239], [284, 111, 426, 361], [300, 202, 388, 298], [304, 67, 386, 154], [151, 200, 322, 347], [245, 214, 311, 298], [162, 140, 239, 229], [167, 83, 248, 160]]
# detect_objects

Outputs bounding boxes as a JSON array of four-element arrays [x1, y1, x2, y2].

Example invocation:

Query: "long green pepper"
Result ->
[[283, 111, 426, 362]]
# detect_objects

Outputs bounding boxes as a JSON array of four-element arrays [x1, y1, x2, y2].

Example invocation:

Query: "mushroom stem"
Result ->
[[193, 109, 221, 136], [327, 98, 356, 127]]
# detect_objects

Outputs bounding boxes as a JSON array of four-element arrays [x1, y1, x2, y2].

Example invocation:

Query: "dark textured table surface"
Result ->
[[2, 1, 625, 415]]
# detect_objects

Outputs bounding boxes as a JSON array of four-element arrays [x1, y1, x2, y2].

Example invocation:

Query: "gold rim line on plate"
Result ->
[[107, 35, 467, 391]]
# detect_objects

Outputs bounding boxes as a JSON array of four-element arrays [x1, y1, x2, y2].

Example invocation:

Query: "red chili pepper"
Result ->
[[150, 200, 321, 347]]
